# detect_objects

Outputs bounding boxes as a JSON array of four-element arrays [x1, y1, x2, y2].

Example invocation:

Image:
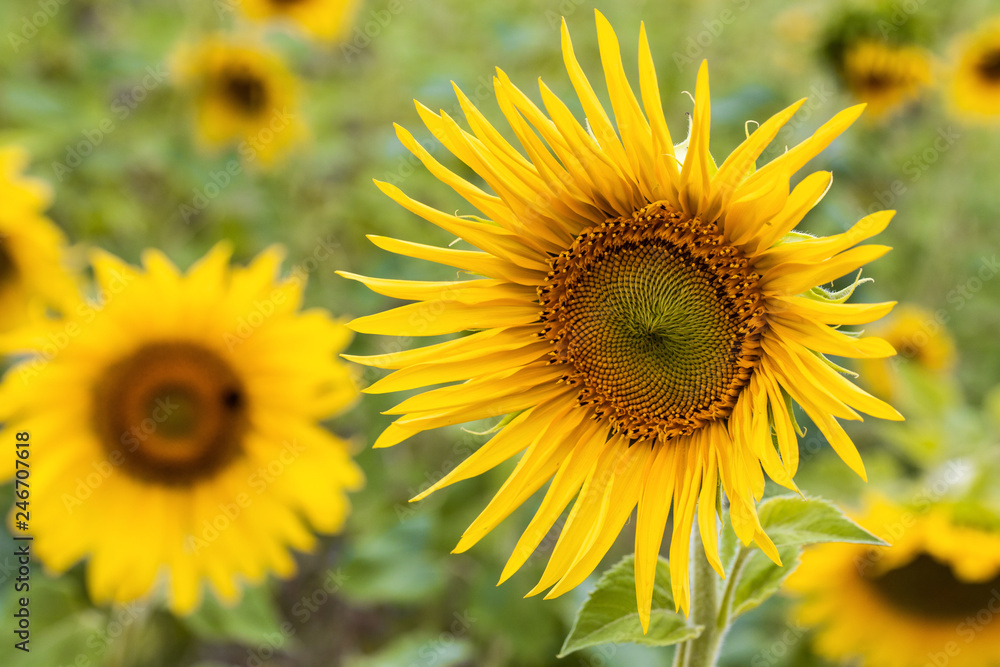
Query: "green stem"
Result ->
[[717, 547, 751, 632], [672, 640, 688, 667], [673, 521, 723, 667]]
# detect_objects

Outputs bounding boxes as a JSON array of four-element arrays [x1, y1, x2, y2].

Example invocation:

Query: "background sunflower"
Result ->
[[1, 0, 1000, 665], [788, 497, 1000, 667]]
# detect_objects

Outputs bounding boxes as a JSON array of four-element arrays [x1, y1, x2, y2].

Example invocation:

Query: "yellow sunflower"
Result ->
[[788, 498, 1000, 667], [859, 304, 956, 401], [841, 39, 933, 120], [0, 243, 362, 613], [237, 0, 360, 42], [343, 12, 901, 631], [951, 18, 1000, 121], [0, 146, 78, 330], [171, 36, 306, 165]]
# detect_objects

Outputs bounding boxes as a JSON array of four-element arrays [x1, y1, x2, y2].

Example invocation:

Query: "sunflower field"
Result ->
[[2, 0, 1000, 665]]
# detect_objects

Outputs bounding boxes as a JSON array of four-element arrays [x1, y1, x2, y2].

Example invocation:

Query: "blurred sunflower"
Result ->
[[859, 304, 956, 401], [171, 36, 306, 165], [0, 146, 78, 330], [344, 12, 900, 630], [0, 244, 362, 613], [788, 498, 1000, 667], [238, 0, 360, 42], [841, 40, 933, 119], [950, 19, 1000, 120]]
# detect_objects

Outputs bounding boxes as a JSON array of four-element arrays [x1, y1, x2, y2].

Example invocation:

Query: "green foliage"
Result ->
[[562, 495, 885, 658], [343, 631, 475, 667], [729, 547, 802, 618], [560, 555, 702, 657], [754, 496, 887, 549], [727, 496, 884, 622], [339, 516, 448, 605], [182, 581, 286, 646]]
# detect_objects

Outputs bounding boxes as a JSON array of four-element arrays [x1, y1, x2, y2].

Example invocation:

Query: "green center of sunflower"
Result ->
[[93, 342, 248, 486], [977, 49, 1000, 82], [220, 67, 269, 116], [539, 202, 766, 441], [868, 552, 1000, 620]]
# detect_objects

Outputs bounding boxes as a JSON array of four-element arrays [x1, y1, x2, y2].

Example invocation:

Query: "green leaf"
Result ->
[[559, 554, 702, 657], [183, 581, 286, 646], [724, 495, 885, 621], [343, 630, 474, 667], [730, 546, 800, 617], [757, 495, 887, 548], [0, 575, 108, 667], [340, 516, 447, 604]]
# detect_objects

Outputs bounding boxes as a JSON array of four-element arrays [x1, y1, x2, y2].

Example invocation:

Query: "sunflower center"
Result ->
[[539, 202, 767, 441], [858, 71, 895, 93], [220, 67, 269, 115], [93, 342, 249, 486], [868, 553, 1000, 620], [0, 239, 17, 286], [977, 49, 1000, 82]]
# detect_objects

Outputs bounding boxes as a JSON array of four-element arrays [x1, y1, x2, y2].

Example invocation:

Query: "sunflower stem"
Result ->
[[675, 521, 723, 667], [717, 547, 751, 631]]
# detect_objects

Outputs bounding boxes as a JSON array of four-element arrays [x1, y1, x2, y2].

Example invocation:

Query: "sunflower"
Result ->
[[859, 304, 956, 401], [840, 39, 933, 120], [0, 146, 78, 331], [171, 36, 306, 165], [343, 12, 900, 631], [0, 243, 362, 613], [237, 0, 360, 42], [950, 19, 1000, 121], [788, 498, 1000, 667]]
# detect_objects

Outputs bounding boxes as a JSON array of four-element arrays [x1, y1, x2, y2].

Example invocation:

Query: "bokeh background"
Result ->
[[2, 0, 999, 665]]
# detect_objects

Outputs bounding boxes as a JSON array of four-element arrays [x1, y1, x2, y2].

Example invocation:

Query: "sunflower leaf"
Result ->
[[724, 496, 883, 620], [559, 554, 703, 657], [182, 582, 288, 646], [757, 495, 887, 548], [729, 545, 801, 617]]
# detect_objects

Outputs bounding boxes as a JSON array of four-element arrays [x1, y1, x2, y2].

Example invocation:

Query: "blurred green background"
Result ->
[[2, 0, 999, 665]]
